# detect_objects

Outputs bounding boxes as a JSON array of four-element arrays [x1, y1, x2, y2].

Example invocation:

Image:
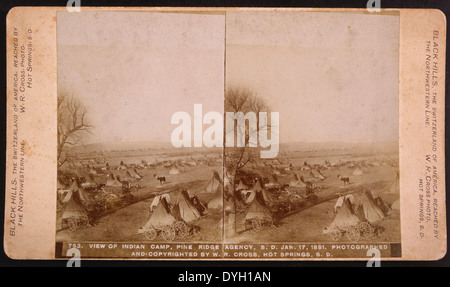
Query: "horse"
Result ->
[[153, 174, 166, 185], [337, 175, 350, 186]]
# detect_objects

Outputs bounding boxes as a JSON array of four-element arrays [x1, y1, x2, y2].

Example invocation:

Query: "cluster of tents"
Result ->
[[57, 179, 90, 230], [243, 189, 273, 228], [57, 167, 144, 231], [328, 190, 393, 235], [236, 180, 274, 206], [62, 157, 188, 191], [142, 189, 208, 240], [61, 165, 143, 193], [201, 167, 323, 218], [203, 170, 278, 227]]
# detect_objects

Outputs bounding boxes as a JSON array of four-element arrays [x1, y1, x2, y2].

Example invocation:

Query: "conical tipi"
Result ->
[[329, 198, 360, 229], [204, 171, 222, 193]]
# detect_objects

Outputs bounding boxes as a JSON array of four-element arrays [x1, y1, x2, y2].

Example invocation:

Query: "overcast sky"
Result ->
[[226, 11, 399, 143], [57, 11, 225, 144], [58, 11, 399, 145]]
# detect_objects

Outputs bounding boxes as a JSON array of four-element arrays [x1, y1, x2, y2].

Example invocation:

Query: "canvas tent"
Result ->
[[242, 190, 256, 204], [355, 191, 386, 224], [173, 194, 201, 223], [169, 167, 180, 175], [261, 188, 275, 206], [252, 180, 264, 192], [301, 166, 311, 171], [388, 171, 400, 193], [127, 168, 142, 180], [58, 189, 70, 203], [106, 173, 122, 187], [223, 173, 234, 198], [61, 190, 88, 222], [239, 179, 263, 204], [208, 190, 223, 209], [278, 173, 306, 188], [310, 169, 325, 180], [204, 171, 222, 193], [90, 174, 108, 186], [268, 173, 280, 186], [391, 198, 400, 210], [75, 169, 97, 189], [251, 180, 275, 206], [235, 180, 249, 191], [245, 192, 271, 221], [274, 173, 297, 187], [57, 180, 66, 190], [106, 177, 122, 187], [289, 173, 306, 187], [60, 190, 73, 204], [375, 196, 392, 216], [183, 189, 208, 215], [144, 198, 177, 229], [334, 194, 355, 213], [329, 198, 360, 229], [68, 179, 88, 203], [150, 194, 171, 212], [353, 168, 363, 176]]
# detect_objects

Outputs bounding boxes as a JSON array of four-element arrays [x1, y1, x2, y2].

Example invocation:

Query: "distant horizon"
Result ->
[[68, 139, 399, 148]]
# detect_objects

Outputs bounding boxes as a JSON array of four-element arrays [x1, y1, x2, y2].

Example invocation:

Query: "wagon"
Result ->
[[139, 193, 201, 242], [63, 215, 89, 232], [140, 216, 189, 242], [245, 215, 273, 232], [328, 221, 374, 242], [244, 194, 273, 232], [327, 191, 387, 242], [139, 198, 181, 242], [305, 182, 323, 194], [170, 191, 203, 238], [141, 222, 185, 242], [61, 189, 90, 232]]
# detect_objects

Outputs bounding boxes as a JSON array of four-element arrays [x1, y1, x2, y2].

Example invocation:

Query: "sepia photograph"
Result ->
[[223, 11, 401, 248], [55, 11, 226, 245]]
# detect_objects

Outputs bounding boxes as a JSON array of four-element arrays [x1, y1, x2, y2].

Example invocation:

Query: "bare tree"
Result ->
[[224, 87, 272, 187], [224, 86, 272, 236], [57, 92, 93, 166]]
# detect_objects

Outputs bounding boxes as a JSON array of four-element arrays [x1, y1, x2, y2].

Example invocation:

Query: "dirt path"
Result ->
[[227, 166, 400, 243], [56, 164, 399, 245]]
